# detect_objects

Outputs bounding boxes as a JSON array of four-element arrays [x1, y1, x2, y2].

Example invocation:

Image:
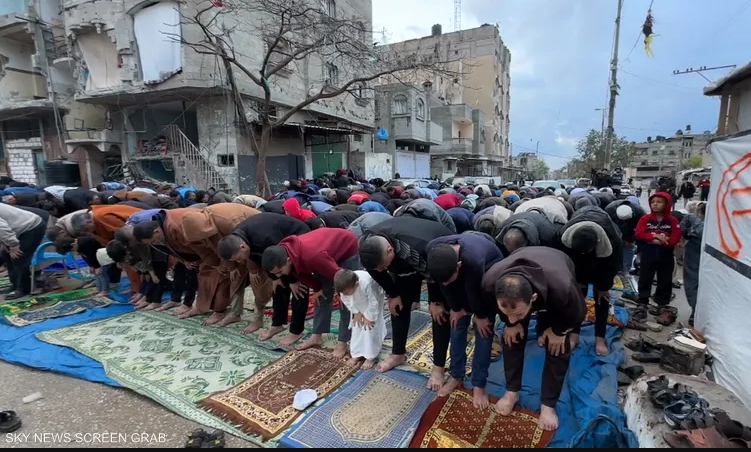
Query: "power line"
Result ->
[[621, 70, 698, 90]]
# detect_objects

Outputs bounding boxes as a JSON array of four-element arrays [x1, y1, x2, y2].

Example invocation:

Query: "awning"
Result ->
[[704, 62, 751, 96], [0, 99, 68, 121]]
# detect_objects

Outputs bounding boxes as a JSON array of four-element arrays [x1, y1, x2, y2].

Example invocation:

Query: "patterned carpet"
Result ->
[[409, 389, 554, 448], [280, 369, 437, 448], [611, 274, 637, 294], [37, 310, 284, 446], [1, 289, 101, 326], [200, 348, 360, 440]]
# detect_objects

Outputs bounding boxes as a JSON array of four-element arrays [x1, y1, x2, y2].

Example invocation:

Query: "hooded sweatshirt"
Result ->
[[434, 193, 463, 211], [278, 228, 359, 291], [282, 198, 316, 222], [635, 192, 682, 259], [481, 246, 586, 335]]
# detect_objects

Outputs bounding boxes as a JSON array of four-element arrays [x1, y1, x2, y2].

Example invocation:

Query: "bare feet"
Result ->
[[240, 320, 264, 335], [473, 387, 490, 410], [496, 391, 519, 416], [347, 357, 363, 367], [438, 377, 462, 397], [259, 326, 284, 341], [143, 302, 161, 311], [595, 337, 610, 356], [155, 301, 181, 312], [333, 342, 349, 359], [362, 359, 377, 370], [377, 354, 407, 373], [296, 334, 324, 351], [135, 301, 150, 310], [539, 405, 559, 431], [202, 312, 225, 326], [130, 294, 144, 304], [427, 366, 446, 392], [96, 291, 109, 297], [173, 305, 191, 316], [569, 333, 580, 351], [279, 333, 303, 347], [177, 307, 202, 319], [216, 313, 242, 328]]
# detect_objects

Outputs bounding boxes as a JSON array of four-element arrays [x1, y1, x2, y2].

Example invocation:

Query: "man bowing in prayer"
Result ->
[[261, 227, 361, 359], [482, 246, 586, 431], [426, 231, 504, 409]]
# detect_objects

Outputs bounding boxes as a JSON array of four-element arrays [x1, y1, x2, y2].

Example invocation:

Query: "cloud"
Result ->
[[555, 132, 579, 150]]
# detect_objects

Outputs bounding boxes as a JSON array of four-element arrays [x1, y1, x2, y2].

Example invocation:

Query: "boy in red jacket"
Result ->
[[261, 228, 360, 358], [634, 192, 682, 322]]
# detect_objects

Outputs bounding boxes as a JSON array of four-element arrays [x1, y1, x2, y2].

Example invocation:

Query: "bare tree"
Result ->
[[177, 0, 462, 196]]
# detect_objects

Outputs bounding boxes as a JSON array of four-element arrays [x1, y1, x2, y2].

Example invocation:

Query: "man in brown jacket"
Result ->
[[132, 204, 261, 324]]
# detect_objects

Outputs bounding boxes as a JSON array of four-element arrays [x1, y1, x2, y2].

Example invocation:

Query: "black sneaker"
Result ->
[[632, 307, 648, 323], [0, 287, 14, 295], [3, 291, 29, 301]]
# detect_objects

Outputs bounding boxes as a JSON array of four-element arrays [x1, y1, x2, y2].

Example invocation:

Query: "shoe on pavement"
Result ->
[[3, 291, 29, 301]]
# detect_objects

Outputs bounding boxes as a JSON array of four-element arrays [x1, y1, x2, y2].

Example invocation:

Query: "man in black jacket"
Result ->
[[677, 177, 696, 208], [605, 199, 646, 274], [482, 247, 585, 431], [305, 210, 362, 230], [558, 206, 623, 357], [217, 213, 310, 347], [496, 210, 561, 254], [426, 232, 504, 409], [358, 217, 453, 390]]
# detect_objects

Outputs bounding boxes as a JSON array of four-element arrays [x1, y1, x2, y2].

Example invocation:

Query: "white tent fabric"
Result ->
[[696, 130, 751, 409], [133, 1, 182, 85]]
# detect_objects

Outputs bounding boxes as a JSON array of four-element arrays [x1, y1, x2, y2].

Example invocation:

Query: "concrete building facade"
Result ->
[[376, 24, 511, 180], [629, 129, 714, 188], [51, 0, 375, 193], [704, 62, 751, 135]]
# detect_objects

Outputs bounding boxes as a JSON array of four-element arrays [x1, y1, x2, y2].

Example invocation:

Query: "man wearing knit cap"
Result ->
[[606, 200, 646, 274]]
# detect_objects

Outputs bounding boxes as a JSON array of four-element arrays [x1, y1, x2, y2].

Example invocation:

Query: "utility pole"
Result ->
[[595, 108, 607, 167], [604, 0, 624, 171], [673, 64, 737, 83]]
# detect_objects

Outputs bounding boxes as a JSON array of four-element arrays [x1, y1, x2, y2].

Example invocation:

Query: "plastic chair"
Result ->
[[30, 241, 80, 293]]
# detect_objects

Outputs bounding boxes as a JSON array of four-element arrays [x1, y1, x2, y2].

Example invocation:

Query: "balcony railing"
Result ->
[[452, 137, 472, 145]]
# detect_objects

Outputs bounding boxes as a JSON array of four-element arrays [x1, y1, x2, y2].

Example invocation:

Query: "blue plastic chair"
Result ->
[[30, 241, 80, 293]]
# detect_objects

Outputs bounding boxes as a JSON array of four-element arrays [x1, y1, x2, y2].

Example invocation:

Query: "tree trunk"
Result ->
[[257, 121, 272, 198]]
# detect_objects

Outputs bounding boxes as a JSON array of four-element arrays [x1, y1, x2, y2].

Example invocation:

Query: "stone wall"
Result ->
[[6, 137, 42, 185]]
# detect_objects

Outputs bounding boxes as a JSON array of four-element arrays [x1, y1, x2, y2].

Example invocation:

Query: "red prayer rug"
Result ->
[[409, 388, 554, 448], [264, 293, 341, 322]]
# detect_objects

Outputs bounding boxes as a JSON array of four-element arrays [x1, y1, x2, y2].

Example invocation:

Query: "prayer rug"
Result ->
[[279, 369, 436, 448], [4, 295, 109, 327], [199, 348, 361, 440], [584, 298, 626, 328], [611, 274, 637, 294], [404, 326, 476, 376], [408, 388, 554, 448], [37, 310, 283, 446], [0, 276, 10, 291], [383, 309, 432, 348]]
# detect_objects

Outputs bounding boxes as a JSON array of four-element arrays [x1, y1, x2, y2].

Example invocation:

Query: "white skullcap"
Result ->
[[616, 204, 633, 220]]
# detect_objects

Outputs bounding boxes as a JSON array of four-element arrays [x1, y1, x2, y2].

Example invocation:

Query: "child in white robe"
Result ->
[[333, 269, 386, 369]]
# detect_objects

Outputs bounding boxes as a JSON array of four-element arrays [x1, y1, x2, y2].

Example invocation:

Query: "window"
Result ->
[[447, 160, 454, 171], [416, 98, 425, 119], [217, 154, 235, 167], [267, 39, 290, 73], [652, 150, 658, 156], [353, 82, 365, 98], [393, 94, 408, 115], [354, 133, 363, 142], [321, 0, 336, 17], [325, 63, 339, 86]]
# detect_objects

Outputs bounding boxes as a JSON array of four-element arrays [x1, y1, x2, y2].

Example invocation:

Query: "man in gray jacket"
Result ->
[[0, 203, 46, 299]]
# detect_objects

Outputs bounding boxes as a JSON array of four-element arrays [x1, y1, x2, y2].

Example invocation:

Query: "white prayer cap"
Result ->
[[616, 204, 633, 220]]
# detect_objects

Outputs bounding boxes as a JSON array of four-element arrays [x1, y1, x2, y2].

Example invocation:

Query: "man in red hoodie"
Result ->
[[261, 228, 360, 358], [634, 192, 682, 322]]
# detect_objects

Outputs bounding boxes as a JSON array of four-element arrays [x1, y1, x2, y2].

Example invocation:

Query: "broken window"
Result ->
[[217, 154, 235, 167], [324, 63, 339, 86], [393, 94, 408, 115], [77, 33, 120, 90], [133, 1, 182, 85], [321, 0, 336, 18]]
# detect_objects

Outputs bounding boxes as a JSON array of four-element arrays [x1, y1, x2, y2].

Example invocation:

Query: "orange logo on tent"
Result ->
[[716, 152, 751, 259]]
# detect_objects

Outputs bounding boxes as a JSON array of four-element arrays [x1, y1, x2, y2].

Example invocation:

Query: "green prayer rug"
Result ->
[[38, 310, 285, 446], [1, 288, 99, 326]]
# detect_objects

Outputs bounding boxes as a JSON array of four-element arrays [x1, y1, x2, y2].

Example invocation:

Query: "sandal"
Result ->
[[185, 429, 206, 448], [626, 336, 660, 353], [658, 309, 678, 326], [634, 351, 662, 364], [0, 411, 21, 434], [202, 430, 225, 448], [712, 409, 751, 442], [665, 400, 713, 430], [664, 427, 734, 448]]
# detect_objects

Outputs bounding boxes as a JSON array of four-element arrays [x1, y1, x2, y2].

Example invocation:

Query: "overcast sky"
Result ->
[[373, 0, 751, 170]]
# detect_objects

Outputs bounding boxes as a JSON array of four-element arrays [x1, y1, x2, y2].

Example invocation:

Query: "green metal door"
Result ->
[[311, 142, 345, 177], [34, 150, 46, 186]]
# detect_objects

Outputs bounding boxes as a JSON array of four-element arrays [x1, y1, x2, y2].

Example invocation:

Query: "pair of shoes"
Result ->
[[632, 307, 649, 323], [712, 409, 751, 442], [617, 365, 646, 385], [0, 287, 14, 295], [649, 378, 699, 409], [626, 335, 659, 353], [3, 291, 29, 301], [665, 398, 712, 430], [664, 427, 735, 448], [0, 411, 21, 433], [184, 429, 225, 448]]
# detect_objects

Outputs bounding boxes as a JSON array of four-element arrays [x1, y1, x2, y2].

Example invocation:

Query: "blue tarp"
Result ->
[[481, 306, 638, 448], [0, 304, 132, 387]]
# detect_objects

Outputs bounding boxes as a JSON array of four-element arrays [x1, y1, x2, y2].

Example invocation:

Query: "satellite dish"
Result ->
[[376, 127, 389, 141]]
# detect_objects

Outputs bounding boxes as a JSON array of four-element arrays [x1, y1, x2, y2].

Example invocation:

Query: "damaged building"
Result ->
[[40, 0, 375, 193]]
